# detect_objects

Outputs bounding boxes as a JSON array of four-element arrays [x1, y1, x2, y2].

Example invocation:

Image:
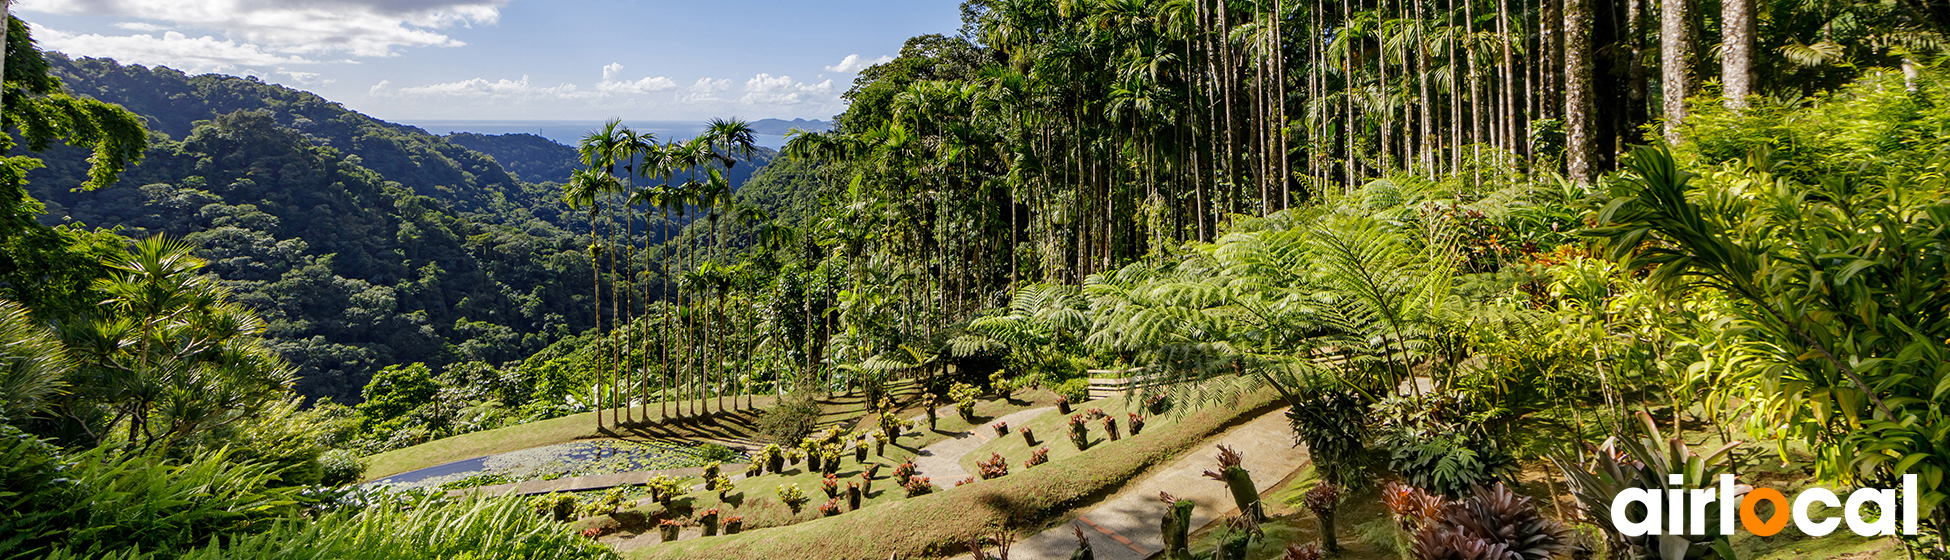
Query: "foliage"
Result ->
[[1408, 483, 1571, 560], [0, 299, 72, 419], [1027, 447, 1049, 468], [1067, 414, 1090, 451], [316, 448, 364, 486], [1590, 141, 1950, 545], [1553, 413, 1740, 560], [949, 382, 980, 422], [1373, 395, 1519, 499], [903, 476, 935, 497], [2, 436, 301, 560], [161, 494, 616, 560], [758, 392, 821, 443], [1303, 482, 1344, 553], [777, 483, 810, 514], [976, 452, 1009, 480], [1286, 388, 1374, 491]]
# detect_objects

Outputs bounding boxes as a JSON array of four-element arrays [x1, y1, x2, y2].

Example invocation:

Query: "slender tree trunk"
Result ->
[[1721, 0, 1755, 107], [1564, 0, 1597, 184], [1660, 0, 1692, 144]]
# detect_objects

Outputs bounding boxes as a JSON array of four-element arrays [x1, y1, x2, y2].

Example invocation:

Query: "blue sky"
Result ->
[[15, 0, 965, 122]]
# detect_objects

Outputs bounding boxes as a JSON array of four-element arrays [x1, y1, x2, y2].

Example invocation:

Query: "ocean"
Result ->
[[399, 120, 794, 149]]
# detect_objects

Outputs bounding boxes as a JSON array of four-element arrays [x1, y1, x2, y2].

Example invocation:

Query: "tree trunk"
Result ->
[[1660, 0, 1692, 144], [1721, 0, 1756, 106], [1564, 0, 1597, 184]]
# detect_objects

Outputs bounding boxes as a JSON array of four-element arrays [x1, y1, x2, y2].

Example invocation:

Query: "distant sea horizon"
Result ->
[[398, 119, 806, 149]]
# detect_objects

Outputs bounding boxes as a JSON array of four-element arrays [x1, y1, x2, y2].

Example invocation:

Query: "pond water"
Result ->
[[370, 440, 744, 490]]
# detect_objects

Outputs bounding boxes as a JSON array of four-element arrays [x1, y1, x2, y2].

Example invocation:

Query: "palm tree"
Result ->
[[564, 168, 617, 428]]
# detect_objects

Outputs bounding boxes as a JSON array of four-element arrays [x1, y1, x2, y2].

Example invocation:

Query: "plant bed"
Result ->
[[630, 388, 1283, 560]]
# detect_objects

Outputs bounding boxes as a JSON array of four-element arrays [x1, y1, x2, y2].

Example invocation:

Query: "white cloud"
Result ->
[[32, 24, 313, 74], [597, 76, 676, 95], [824, 54, 892, 74], [691, 78, 731, 93], [372, 75, 586, 98], [741, 73, 832, 105], [17, 0, 507, 57], [112, 21, 169, 32], [602, 62, 624, 81]]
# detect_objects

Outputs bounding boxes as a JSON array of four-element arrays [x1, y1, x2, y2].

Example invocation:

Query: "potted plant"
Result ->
[[818, 499, 842, 517], [1129, 413, 1146, 436], [1104, 416, 1120, 441], [724, 516, 744, 535], [992, 422, 1010, 438], [699, 508, 721, 537], [1027, 447, 1050, 467], [657, 518, 682, 542]]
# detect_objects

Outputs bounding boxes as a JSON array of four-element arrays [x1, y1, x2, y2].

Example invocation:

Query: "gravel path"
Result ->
[[907, 406, 1056, 484], [961, 406, 1307, 560]]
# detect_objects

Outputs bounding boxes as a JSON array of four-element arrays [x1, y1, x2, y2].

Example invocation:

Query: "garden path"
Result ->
[[954, 406, 1307, 560], [908, 405, 1058, 483]]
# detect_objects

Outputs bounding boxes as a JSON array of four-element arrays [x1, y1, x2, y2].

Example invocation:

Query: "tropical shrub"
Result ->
[[757, 392, 820, 443], [949, 382, 980, 422], [1068, 415, 1091, 450], [1553, 413, 1739, 559], [1373, 395, 1516, 498], [695, 443, 740, 463], [645, 475, 686, 507], [1202, 445, 1263, 521], [1285, 387, 1373, 491], [846, 481, 862, 510], [893, 460, 916, 485], [819, 499, 842, 517], [822, 474, 840, 498], [166, 494, 617, 560], [762, 444, 784, 474], [977, 453, 1009, 479], [776, 484, 809, 514], [1408, 483, 1570, 560], [1145, 394, 1170, 415], [903, 476, 934, 497], [723, 516, 743, 535], [1027, 447, 1050, 467], [318, 448, 366, 486], [533, 493, 578, 522], [1129, 414, 1145, 436], [1054, 379, 1087, 405]]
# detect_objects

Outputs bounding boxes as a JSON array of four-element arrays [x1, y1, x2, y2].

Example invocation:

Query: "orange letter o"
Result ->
[[1741, 488, 1790, 536]]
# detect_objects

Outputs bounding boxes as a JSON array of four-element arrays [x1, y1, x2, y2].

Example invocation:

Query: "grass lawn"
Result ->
[[954, 391, 1168, 475], [366, 379, 987, 482], [629, 388, 1285, 560], [363, 394, 781, 481], [595, 388, 1066, 537]]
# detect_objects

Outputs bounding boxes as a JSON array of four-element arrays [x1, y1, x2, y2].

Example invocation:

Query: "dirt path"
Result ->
[[965, 406, 1307, 560], [908, 406, 1056, 483]]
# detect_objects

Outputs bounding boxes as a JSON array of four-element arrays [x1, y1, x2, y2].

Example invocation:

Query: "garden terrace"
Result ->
[[629, 388, 1285, 560]]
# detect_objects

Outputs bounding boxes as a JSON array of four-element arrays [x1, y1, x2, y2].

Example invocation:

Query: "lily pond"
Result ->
[[371, 440, 746, 490]]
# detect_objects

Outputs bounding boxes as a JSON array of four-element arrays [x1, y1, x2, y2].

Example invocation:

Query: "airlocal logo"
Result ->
[[1611, 474, 1921, 537]]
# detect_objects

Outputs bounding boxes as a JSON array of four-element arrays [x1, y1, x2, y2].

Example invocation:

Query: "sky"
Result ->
[[14, 0, 967, 123]]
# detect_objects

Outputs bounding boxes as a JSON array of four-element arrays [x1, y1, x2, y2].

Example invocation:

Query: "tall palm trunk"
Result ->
[[1564, 0, 1596, 184], [1660, 0, 1692, 143], [1721, 0, 1755, 107]]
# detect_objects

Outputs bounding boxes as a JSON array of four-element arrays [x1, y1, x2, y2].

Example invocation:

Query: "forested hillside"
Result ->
[[443, 132, 582, 184], [18, 56, 781, 404]]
